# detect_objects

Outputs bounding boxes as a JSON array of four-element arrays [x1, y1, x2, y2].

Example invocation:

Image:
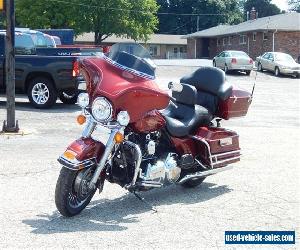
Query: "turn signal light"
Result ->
[[77, 114, 86, 125], [63, 151, 76, 160], [114, 132, 124, 143]]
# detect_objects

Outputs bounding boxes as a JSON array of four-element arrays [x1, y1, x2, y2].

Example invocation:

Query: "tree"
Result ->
[[15, 0, 159, 44], [288, 0, 300, 12], [71, 0, 158, 44], [157, 0, 243, 35], [15, 0, 74, 29], [243, 0, 281, 19]]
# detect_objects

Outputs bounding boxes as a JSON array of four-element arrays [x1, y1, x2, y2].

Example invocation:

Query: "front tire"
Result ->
[[55, 167, 97, 217], [213, 60, 216, 67], [258, 63, 263, 72], [181, 177, 206, 188], [27, 77, 57, 109], [224, 64, 229, 74]]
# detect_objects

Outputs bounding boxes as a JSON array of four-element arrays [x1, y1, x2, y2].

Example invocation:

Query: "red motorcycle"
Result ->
[[55, 43, 252, 217]]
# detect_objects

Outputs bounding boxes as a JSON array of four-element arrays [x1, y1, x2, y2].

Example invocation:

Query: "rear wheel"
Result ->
[[55, 167, 100, 217], [27, 77, 57, 109], [274, 67, 280, 77], [258, 63, 263, 72], [181, 177, 206, 188]]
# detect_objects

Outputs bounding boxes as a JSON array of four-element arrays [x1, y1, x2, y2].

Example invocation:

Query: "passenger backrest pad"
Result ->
[[172, 83, 197, 105], [180, 67, 233, 100]]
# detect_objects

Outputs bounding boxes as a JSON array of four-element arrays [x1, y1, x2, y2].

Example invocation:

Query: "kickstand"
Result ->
[[133, 191, 157, 213]]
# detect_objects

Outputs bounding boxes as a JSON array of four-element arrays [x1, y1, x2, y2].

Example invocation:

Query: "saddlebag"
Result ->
[[217, 88, 251, 120], [193, 127, 241, 168]]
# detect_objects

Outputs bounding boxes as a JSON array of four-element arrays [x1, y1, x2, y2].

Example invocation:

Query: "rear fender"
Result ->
[[58, 138, 105, 171]]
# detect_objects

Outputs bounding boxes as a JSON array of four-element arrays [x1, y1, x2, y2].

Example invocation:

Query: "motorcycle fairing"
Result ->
[[58, 138, 105, 171], [80, 58, 169, 122]]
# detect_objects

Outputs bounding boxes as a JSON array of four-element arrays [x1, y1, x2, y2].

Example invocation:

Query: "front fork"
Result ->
[[81, 116, 125, 190]]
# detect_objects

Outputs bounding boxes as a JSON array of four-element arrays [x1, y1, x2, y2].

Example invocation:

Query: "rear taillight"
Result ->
[[249, 58, 253, 64], [231, 58, 237, 64], [72, 60, 80, 77]]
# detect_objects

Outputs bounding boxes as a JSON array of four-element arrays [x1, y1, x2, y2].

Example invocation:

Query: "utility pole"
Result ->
[[2, 0, 18, 132], [197, 16, 200, 31]]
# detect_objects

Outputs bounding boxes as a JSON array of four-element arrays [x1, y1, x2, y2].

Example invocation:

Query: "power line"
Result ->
[[48, 0, 227, 16], [160, 20, 194, 34]]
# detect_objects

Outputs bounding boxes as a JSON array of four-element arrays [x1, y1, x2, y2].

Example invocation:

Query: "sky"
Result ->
[[272, 0, 289, 11]]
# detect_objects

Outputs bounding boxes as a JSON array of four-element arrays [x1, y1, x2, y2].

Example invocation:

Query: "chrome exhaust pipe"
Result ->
[[178, 165, 233, 184]]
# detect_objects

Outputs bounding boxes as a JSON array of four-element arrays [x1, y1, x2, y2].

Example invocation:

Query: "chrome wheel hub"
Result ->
[[68, 168, 94, 208], [32, 82, 50, 104]]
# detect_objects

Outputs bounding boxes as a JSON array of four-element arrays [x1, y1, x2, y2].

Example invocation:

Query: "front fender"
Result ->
[[58, 138, 105, 171]]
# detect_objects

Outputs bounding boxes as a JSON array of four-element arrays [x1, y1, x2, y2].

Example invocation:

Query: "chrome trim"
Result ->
[[91, 97, 113, 123], [58, 156, 96, 171], [191, 135, 214, 167], [124, 141, 142, 189], [88, 128, 120, 189], [212, 156, 240, 165], [82, 116, 97, 138], [138, 182, 163, 188], [212, 150, 240, 158], [191, 135, 241, 168], [178, 165, 233, 184], [233, 95, 238, 104]]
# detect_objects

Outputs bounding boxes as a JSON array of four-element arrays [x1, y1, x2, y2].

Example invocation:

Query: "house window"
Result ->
[[228, 36, 232, 45], [263, 32, 268, 40], [173, 47, 178, 54], [149, 45, 159, 56], [217, 38, 221, 46], [253, 32, 257, 41], [222, 37, 227, 46], [239, 35, 247, 44], [180, 47, 186, 53]]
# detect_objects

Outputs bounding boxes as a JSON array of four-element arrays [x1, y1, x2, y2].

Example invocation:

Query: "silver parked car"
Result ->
[[213, 50, 254, 75], [256, 52, 300, 77]]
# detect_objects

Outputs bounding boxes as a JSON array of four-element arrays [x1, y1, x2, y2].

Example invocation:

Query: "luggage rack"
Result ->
[[191, 135, 241, 168]]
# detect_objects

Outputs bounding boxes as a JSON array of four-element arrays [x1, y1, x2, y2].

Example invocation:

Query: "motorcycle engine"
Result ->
[[142, 153, 181, 184], [112, 130, 181, 187]]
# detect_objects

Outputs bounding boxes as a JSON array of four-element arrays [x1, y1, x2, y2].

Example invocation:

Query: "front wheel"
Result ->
[[181, 177, 206, 188], [274, 67, 281, 77], [224, 64, 229, 74], [55, 167, 99, 217]]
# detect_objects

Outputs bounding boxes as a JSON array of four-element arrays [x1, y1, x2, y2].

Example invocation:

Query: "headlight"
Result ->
[[117, 111, 130, 126], [91, 97, 112, 122], [77, 93, 89, 108]]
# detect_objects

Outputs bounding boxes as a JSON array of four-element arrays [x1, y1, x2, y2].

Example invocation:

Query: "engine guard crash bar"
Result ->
[[191, 136, 241, 168], [178, 165, 233, 184]]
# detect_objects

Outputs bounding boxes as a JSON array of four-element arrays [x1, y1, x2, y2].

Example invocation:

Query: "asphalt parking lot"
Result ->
[[0, 66, 299, 249]]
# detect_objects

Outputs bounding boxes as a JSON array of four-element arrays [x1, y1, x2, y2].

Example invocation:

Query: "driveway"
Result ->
[[0, 66, 299, 249]]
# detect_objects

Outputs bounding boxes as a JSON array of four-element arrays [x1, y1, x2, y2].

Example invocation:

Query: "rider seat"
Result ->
[[180, 67, 233, 100], [161, 84, 212, 137]]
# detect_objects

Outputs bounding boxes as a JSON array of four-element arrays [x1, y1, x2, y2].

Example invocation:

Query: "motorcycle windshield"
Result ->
[[106, 43, 156, 80]]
